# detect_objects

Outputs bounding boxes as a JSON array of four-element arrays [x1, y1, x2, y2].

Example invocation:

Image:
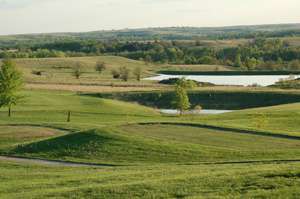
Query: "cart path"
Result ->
[[0, 155, 118, 167]]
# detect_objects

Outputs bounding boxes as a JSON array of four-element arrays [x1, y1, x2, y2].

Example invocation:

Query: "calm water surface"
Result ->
[[160, 109, 233, 115], [145, 74, 299, 86]]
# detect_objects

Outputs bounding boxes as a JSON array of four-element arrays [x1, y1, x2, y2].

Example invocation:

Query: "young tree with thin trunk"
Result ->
[[95, 61, 106, 74], [174, 85, 190, 115], [133, 66, 142, 81], [0, 59, 23, 117], [172, 78, 194, 115], [73, 62, 83, 79], [119, 66, 130, 82]]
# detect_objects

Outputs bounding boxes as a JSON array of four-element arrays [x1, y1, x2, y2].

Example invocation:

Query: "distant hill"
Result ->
[[1, 23, 300, 48]]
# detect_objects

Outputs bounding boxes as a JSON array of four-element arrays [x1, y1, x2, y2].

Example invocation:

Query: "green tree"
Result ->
[[172, 78, 194, 115], [119, 66, 130, 81], [95, 61, 106, 74], [245, 57, 257, 70], [234, 53, 243, 68], [0, 59, 23, 117], [73, 62, 83, 79], [133, 67, 142, 81]]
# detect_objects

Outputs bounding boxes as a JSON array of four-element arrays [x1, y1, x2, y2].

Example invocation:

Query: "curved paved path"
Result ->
[[1, 155, 300, 168], [0, 155, 117, 167]]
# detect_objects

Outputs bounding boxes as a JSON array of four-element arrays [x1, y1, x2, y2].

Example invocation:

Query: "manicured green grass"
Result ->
[[0, 126, 65, 151], [3, 123, 300, 165], [0, 90, 161, 126], [1, 161, 300, 199], [191, 103, 300, 137], [1, 89, 300, 198]]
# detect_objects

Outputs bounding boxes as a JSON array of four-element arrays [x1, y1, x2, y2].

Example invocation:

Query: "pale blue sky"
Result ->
[[0, 0, 299, 35]]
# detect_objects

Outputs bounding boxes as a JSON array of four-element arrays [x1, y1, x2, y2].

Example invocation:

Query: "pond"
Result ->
[[145, 74, 300, 86], [160, 109, 233, 115]]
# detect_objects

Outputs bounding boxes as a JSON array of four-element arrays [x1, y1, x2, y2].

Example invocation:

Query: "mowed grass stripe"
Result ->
[[1, 161, 300, 198]]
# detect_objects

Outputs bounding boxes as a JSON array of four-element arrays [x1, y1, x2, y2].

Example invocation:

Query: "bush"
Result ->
[[159, 78, 214, 87], [95, 61, 106, 73], [111, 69, 120, 79], [32, 70, 43, 76]]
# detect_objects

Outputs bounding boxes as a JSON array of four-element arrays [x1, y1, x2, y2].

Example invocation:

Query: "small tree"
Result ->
[[234, 53, 243, 68], [119, 66, 130, 82], [0, 59, 23, 117], [133, 66, 142, 81], [95, 61, 106, 74], [173, 85, 190, 115], [73, 62, 83, 79], [144, 55, 152, 65], [172, 78, 194, 115]]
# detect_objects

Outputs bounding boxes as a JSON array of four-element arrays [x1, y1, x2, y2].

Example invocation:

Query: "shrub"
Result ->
[[111, 69, 120, 79], [32, 70, 43, 76]]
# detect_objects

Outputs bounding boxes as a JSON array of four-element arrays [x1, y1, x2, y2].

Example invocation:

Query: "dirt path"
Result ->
[[0, 156, 117, 167]]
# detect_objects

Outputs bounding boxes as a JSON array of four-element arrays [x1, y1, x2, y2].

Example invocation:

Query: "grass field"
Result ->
[[14, 56, 160, 85], [0, 88, 300, 197], [13, 56, 236, 87], [191, 103, 300, 137], [1, 161, 300, 199]]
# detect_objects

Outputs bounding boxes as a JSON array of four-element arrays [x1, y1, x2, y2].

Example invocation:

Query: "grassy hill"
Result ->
[[1, 160, 300, 198], [12, 56, 235, 88], [1, 89, 300, 198], [14, 56, 159, 84], [1, 23, 300, 43], [8, 124, 300, 165]]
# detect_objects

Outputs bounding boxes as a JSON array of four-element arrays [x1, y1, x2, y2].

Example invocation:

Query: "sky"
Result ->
[[0, 0, 300, 35]]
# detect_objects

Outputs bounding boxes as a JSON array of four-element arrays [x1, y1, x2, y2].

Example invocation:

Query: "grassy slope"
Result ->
[[13, 56, 235, 86], [9, 124, 300, 165], [1, 161, 300, 199], [15, 56, 160, 84], [1, 90, 300, 197], [0, 90, 160, 126], [0, 90, 299, 165], [189, 103, 300, 137], [0, 126, 65, 151]]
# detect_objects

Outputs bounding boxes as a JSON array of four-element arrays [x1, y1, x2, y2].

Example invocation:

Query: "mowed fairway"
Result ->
[[1, 161, 300, 199], [190, 103, 300, 137], [0, 89, 300, 198]]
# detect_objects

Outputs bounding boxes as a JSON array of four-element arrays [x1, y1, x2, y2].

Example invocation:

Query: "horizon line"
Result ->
[[1, 22, 300, 37]]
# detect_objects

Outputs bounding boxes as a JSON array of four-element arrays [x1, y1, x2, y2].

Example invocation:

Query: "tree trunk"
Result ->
[[8, 106, 11, 117], [67, 111, 71, 122]]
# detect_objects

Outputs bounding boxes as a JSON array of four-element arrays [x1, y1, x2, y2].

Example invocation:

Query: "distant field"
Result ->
[[14, 56, 161, 84], [165, 64, 235, 72], [25, 83, 167, 93], [8, 56, 238, 87]]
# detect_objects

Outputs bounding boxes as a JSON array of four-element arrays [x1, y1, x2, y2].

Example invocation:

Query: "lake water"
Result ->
[[160, 109, 233, 115], [145, 74, 299, 86]]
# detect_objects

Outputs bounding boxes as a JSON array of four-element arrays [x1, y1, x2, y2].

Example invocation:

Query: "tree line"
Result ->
[[2, 38, 300, 71]]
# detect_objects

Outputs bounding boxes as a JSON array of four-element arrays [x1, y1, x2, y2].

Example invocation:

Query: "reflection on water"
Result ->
[[160, 109, 233, 115], [145, 74, 300, 86]]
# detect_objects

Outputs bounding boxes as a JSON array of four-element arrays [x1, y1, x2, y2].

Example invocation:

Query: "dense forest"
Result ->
[[1, 24, 300, 71]]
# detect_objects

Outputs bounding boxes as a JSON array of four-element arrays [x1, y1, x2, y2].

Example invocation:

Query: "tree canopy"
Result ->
[[0, 59, 23, 116]]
